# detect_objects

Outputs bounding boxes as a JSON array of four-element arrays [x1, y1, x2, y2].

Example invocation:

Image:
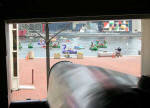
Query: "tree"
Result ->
[[19, 23, 71, 89]]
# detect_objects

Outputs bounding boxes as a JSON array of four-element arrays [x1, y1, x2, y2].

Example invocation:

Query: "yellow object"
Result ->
[[77, 52, 83, 59], [28, 51, 34, 59], [26, 51, 34, 60], [121, 25, 126, 29], [51, 38, 57, 42], [54, 53, 60, 59], [64, 54, 70, 58]]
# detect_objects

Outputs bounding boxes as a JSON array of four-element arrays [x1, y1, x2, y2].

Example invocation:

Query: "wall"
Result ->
[[142, 19, 150, 76], [132, 19, 141, 33]]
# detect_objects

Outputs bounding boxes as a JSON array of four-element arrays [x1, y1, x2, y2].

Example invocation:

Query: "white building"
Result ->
[[132, 19, 141, 33]]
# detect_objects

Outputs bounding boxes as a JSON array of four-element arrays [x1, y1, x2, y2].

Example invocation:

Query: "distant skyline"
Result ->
[[18, 19, 141, 36]]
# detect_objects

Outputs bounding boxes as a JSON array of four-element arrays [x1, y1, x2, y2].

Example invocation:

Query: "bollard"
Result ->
[[32, 69, 34, 85]]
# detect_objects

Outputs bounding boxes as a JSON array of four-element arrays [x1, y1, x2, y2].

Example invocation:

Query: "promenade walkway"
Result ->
[[11, 56, 141, 101]]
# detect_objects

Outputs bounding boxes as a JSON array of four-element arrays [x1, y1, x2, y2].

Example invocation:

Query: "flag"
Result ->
[[104, 22, 109, 28]]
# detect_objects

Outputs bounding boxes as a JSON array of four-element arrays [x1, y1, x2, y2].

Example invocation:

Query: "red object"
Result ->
[[19, 29, 27, 36], [24, 29, 27, 35], [42, 24, 45, 33], [19, 30, 23, 36], [42, 45, 46, 48], [25, 55, 29, 60], [125, 27, 129, 31], [112, 25, 115, 29], [112, 53, 116, 58], [119, 21, 122, 24], [66, 40, 70, 42], [104, 22, 108, 27]]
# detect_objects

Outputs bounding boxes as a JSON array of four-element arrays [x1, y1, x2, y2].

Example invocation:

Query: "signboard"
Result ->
[[102, 20, 130, 32]]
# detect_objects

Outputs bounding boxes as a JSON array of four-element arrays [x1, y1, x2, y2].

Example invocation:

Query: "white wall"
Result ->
[[132, 19, 141, 33], [6, 24, 19, 91], [5, 23, 11, 107], [142, 19, 150, 76]]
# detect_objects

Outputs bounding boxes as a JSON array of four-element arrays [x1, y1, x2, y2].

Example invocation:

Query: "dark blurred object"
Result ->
[[138, 75, 150, 91], [116, 47, 122, 52], [10, 99, 49, 108], [138, 50, 141, 55], [115, 47, 122, 57], [48, 61, 139, 108]]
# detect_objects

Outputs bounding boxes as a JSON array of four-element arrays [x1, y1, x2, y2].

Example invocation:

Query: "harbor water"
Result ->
[[19, 36, 141, 58]]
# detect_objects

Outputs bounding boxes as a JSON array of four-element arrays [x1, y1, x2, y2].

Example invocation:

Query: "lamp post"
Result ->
[[46, 23, 50, 89]]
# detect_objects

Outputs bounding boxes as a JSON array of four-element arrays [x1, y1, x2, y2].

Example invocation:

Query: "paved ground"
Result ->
[[11, 56, 141, 101]]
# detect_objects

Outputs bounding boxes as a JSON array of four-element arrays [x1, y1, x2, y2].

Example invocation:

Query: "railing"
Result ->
[[21, 32, 141, 37]]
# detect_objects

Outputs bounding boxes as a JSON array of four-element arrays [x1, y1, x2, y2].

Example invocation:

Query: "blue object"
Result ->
[[62, 44, 77, 54], [74, 46, 84, 50]]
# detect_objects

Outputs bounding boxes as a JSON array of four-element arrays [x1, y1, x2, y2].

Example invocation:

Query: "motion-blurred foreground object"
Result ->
[[48, 61, 139, 108]]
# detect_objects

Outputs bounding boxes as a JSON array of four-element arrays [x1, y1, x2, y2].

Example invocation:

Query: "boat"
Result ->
[[28, 43, 33, 48]]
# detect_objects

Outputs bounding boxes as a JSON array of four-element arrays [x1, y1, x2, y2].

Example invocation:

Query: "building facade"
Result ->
[[18, 20, 141, 36], [132, 19, 141, 33]]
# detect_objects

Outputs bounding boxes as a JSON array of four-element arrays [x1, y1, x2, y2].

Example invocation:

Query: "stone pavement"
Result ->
[[11, 56, 141, 101]]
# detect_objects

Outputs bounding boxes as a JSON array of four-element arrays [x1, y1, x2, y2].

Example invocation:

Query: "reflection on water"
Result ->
[[19, 36, 141, 58]]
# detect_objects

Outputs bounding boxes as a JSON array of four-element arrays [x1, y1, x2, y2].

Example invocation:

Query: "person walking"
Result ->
[[115, 47, 122, 57]]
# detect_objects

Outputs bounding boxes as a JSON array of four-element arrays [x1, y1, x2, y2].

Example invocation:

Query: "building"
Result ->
[[132, 19, 141, 33]]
